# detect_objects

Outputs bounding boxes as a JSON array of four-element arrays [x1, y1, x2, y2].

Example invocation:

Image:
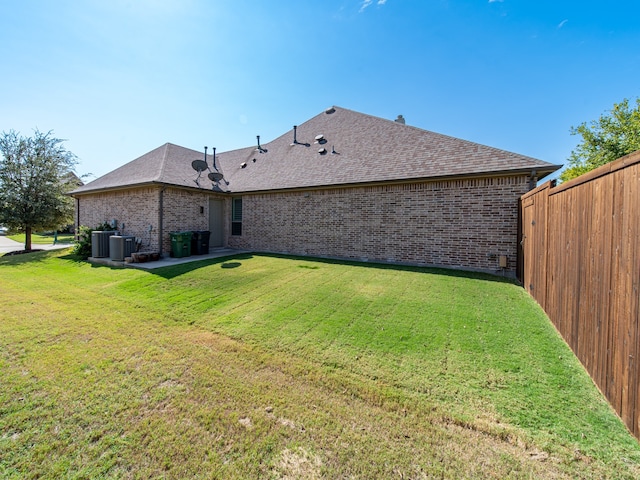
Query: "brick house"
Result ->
[[70, 106, 559, 275]]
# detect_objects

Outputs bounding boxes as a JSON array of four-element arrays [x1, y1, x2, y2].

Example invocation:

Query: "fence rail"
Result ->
[[519, 150, 640, 438]]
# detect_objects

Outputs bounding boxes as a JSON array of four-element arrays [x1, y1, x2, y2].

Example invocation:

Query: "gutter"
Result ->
[[66, 165, 561, 198], [224, 165, 563, 196], [158, 187, 165, 257], [76, 197, 80, 236], [68, 181, 229, 197]]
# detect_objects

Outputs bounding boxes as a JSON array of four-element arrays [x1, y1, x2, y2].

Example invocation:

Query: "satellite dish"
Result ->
[[208, 171, 224, 182], [191, 160, 208, 172]]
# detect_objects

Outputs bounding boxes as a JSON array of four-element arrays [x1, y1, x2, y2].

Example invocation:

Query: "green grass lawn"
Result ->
[[1, 249, 638, 479], [7, 232, 75, 245]]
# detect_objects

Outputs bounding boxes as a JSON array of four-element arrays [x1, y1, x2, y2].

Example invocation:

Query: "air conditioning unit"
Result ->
[[109, 235, 136, 261], [91, 231, 117, 258]]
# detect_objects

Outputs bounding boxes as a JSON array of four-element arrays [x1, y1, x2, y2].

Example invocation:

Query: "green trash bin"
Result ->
[[170, 231, 193, 258]]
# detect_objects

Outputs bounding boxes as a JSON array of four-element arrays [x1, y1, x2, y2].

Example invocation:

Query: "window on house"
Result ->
[[232, 197, 242, 236]]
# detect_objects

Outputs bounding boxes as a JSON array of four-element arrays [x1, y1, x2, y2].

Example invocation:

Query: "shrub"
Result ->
[[73, 222, 113, 259]]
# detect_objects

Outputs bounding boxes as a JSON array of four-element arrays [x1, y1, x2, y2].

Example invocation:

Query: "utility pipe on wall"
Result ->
[[158, 187, 165, 256], [75, 198, 80, 238]]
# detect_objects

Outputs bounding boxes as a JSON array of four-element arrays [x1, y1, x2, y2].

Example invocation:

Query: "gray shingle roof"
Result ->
[[71, 106, 560, 195], [70, 143, 214, 194]]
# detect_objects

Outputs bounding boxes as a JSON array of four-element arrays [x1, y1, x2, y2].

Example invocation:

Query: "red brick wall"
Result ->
[[77, 187, 226, 255], [77, 187, 160, 251], [161, 188, 217, 254], [228, 175, 531, 275], [77, 175, 530, 273]]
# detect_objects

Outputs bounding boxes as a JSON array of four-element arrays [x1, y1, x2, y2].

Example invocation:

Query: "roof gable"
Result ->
[[71, 143, 221, 194]]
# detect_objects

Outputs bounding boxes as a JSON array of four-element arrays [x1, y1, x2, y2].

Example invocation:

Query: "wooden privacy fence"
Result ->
[[519, 150, 640, 438]]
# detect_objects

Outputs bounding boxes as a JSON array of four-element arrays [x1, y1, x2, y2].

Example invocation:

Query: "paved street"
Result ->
[[0, 235, 73, 254]]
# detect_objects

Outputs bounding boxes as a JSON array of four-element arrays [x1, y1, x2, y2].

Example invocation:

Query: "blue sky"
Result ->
[[1, 0, 638, 180]]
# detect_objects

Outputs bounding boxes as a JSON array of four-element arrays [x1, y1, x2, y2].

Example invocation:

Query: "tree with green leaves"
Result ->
[[560, 98, 640, 182], [0, 130, 78, 251]]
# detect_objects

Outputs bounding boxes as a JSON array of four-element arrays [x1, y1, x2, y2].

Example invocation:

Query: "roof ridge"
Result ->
[[155, 143, 172, 182], [330, 106, 553, 166]]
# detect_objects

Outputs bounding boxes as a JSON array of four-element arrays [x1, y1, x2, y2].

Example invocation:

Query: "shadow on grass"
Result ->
[[149, 254, 256, 279], [258, 253, 518, 285], [220, 261, 242, 269], [84, 250, 517, 285], [0, 248, 73, 266], [58, 253, 95, 265], [54, 252, 256, 278], [46, 249, 518, 286]]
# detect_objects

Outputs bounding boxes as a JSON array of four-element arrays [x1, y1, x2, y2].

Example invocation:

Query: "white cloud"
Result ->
[[359, 0, 387, 13], [359, 0, 373, 12], [558, 19, 568, 29]]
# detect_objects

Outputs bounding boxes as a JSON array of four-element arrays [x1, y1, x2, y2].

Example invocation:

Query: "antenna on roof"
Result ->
[[192, 146, 224, 185], [208, 171, 224, 182], [191, 145, 208, 173], [256, 135, 267, 153], [191, 147, 209, 186], [208, 147, 224, 181], [206, 146, 224, 182]]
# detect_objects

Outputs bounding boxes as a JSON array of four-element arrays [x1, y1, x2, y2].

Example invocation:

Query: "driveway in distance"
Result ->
[[0, 235, 72, 254]]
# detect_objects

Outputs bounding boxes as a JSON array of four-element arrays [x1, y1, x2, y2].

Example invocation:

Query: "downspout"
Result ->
[[528, 169, 538, 191], [158, 187, 166, 256], [75, 197, 80, 238]]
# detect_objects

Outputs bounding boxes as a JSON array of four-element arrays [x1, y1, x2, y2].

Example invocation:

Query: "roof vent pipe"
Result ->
[[212, 147, 217, 170], [293, 125, 298, 144], [204, 146, 208, 164], [256, 135, 267, 153], [395, 115, 405, 125]]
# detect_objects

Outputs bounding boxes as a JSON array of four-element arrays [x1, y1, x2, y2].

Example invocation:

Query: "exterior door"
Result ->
[[208, 198, 224, 247]]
